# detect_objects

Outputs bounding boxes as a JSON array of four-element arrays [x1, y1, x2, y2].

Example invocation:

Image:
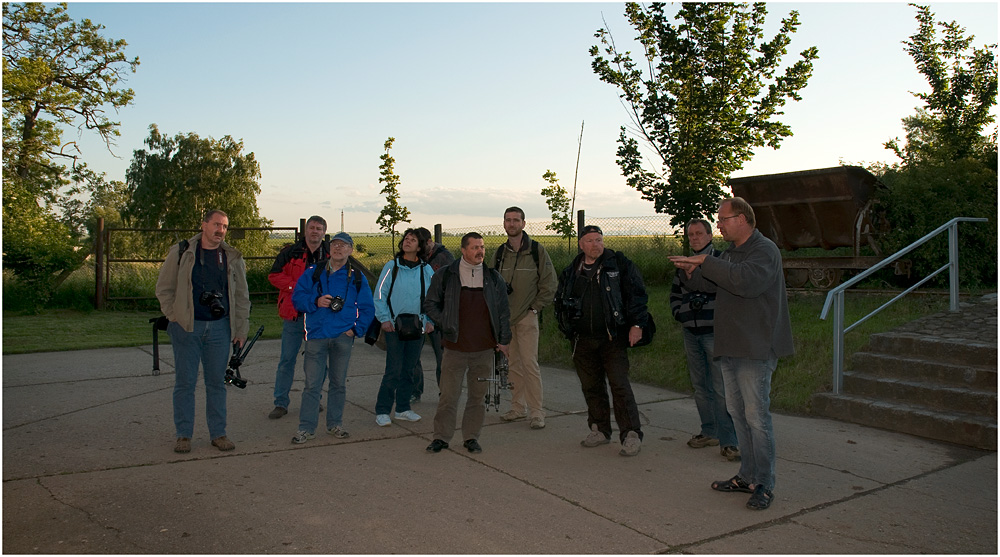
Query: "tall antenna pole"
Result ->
[[570, 120, 584, 220], [570, 120, 584, 251]]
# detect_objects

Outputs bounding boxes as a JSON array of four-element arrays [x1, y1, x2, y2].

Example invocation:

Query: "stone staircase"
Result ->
[[811, 295, 998, 450]]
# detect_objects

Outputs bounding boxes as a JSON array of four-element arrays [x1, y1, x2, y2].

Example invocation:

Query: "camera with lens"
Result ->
[[505, 282, 514, 295], [199, 290, 226, 319], [689, 293, 708, 312], [329, 296, 345, 312], [557, 297, 583, 320]]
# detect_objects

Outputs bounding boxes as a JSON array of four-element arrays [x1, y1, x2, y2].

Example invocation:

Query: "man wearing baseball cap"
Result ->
[[553, 225, 651, 456], [289, 231, 375, 444]]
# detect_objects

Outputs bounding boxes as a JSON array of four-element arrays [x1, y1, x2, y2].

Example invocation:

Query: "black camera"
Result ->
[[689, 293, 708, 312], [505, 282, 514, 295], [558, 297, 583, 320], [329, 296, 345, 312], [199, 290, 226, 319]]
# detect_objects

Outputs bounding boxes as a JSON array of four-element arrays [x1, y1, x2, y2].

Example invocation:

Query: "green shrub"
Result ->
[[874, 158, 997, 288]]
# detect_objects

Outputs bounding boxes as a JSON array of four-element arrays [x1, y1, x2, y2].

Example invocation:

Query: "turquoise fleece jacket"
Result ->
[[373, 257, 435, 326]]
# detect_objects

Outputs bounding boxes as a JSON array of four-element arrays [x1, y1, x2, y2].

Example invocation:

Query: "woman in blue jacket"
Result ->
[[373, 228, 435, 427]]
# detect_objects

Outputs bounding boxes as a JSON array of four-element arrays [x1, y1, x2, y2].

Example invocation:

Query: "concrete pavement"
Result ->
[[3, 339, 996, 553]]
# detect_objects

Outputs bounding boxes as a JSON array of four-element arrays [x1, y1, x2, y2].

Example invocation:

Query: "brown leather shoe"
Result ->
[[174, 437, 191, 453], [211, 436, 235, 451]]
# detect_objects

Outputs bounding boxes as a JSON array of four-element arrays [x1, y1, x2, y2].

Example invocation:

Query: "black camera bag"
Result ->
[[385, 258, 427, 342]]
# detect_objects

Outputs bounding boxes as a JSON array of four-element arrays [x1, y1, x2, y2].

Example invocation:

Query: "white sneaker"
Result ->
[[375, 414, 392, 427], [327, 426, 350, 439], [581, 424, 611, 447], [394, 410, 422, 422], [619, 431, 642, 456], [291, 430, 315, 444]]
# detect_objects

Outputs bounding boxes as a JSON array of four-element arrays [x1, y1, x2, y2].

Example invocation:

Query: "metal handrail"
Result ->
[[819, 217, 988, 394]]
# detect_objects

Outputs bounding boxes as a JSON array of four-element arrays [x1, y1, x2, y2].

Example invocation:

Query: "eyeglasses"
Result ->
[[717, 214, 742, 223]]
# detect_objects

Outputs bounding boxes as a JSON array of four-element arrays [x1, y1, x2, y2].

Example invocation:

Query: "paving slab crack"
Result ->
[[656, 458, 972, 554], [36, 476, 151, 553], [3, 386, 173, 432]]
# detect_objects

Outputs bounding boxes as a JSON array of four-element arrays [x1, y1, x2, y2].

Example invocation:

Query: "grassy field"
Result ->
[[1, 286, 954, 415]]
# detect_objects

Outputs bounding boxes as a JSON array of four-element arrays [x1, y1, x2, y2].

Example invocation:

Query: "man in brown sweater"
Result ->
[[422, 232, 511, 454]]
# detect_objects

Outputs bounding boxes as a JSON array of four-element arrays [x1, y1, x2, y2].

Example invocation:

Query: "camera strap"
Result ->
[[312, 260, 363, 299], [386, 258, 425, 320]]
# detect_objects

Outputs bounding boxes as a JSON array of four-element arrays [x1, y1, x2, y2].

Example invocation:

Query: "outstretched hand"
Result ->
[[668, 254, 707, 278]]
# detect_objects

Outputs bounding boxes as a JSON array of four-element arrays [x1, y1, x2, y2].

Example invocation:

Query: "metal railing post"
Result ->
[[948, 221, 960, 311], [831, 290, 845, 394], [94, 217, 105, 310]]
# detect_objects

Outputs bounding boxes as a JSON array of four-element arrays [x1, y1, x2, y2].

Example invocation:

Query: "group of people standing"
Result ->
[[155, 196, 792, 512]]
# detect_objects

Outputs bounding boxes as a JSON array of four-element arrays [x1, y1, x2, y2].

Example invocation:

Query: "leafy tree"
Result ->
[[375, 137, 410, 243], [123, 124, 272, 257], [539, 170, 575, 246], [885, 4, 997, 165], [2, 2, 139, 307], [874, 4, 997, 288], [590, 2, 818, 228]]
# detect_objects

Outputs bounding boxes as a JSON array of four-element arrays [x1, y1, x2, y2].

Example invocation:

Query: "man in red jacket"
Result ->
[[266, 216, 330, 419]]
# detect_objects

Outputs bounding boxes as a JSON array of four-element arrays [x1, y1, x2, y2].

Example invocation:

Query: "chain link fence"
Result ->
[[95, 214, 686, 308], [351, 214, 685, 284]]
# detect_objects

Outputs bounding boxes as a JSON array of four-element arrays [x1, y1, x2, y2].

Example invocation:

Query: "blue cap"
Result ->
[[579, 225, 603, 237], [330, 232, 353, 246]]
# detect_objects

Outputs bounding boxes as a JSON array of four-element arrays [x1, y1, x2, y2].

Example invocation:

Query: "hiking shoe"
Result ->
[[500, 409, 527, 422], [687, 434, 720, 448], [375, 414, 392, 427], [426, 439, 449, 453], [268, 406, 288, 419], [291, 430, 315, 444], [463, 439, 483, 453], [327, 426, 350, 439], [721, 445, 741, 461], [174, 437, 191, 453], [395, 410, 421, 422], [581, 424, 611, 447], [211, 436, 235, 451], [529, 417, 546, 429], [619, 431, 641, 456]]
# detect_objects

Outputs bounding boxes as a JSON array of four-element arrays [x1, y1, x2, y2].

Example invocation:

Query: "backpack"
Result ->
[[311, 259, 363, 295], [492, 239, 541, 279], [175, 239, 190, 264]]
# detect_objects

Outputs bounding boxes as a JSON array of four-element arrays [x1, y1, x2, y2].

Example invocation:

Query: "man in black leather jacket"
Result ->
[[422, 232, 511, 454], [554, 225, 650, 456]]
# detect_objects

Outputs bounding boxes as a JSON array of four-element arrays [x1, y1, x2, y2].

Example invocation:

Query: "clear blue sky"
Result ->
[[63, 2, 998, 232]]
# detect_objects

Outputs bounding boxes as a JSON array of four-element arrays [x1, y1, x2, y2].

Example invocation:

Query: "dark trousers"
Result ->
[[412, 329, 444, 397], [572, 335, 643, 443]]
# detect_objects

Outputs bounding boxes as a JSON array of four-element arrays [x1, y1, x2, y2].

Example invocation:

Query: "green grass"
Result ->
[[537, 287, 952, 414], [3, 285, 956, 415], [2, 302, 288, 354]]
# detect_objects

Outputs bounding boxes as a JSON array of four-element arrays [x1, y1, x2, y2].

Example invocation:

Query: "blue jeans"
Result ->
[[412, 329, 444, 397], [273, 315, 304, 409], [719, 356, 777, 491], [682, 329, 737, 447], [168, 319, 231, 439], [376, 332, 423, 414], [299, 333, 354, 433]]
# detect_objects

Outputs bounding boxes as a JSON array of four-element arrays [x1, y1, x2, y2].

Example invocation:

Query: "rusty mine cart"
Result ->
[[728, 166, 907, 289]]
